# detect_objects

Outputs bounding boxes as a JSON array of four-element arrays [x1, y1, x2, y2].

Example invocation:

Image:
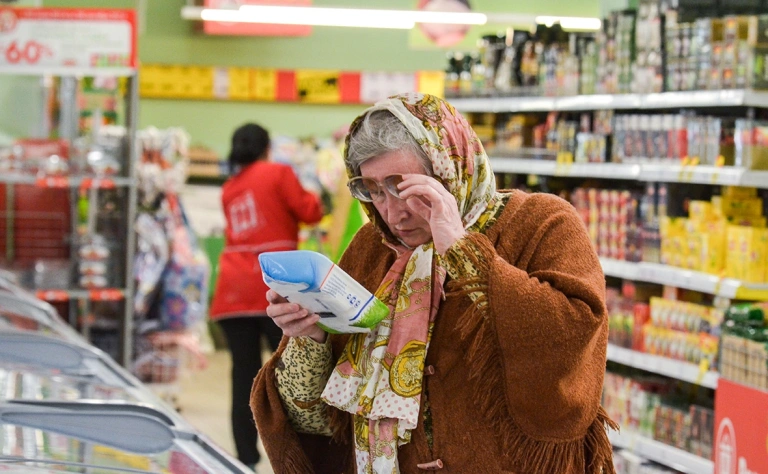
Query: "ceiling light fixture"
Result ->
[[181, 5, 487, 29]]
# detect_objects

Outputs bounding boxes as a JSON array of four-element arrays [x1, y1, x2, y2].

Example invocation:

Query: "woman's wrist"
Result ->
[[308, 327, 328, 344], [435, 228, 467, 255]]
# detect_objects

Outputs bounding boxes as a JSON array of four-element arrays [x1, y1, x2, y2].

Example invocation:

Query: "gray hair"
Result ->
[[346, 110, 432, 176]]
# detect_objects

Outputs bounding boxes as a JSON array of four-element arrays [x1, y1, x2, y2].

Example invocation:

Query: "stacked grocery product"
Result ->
[[643, 294, 722, 369], [445, 2, 768, 98], [667, 16, 757, 92], [720, 301, 768, 390], [659, 187, 767, 282], [603, 371, 715, 460], [607, 279, 724, 370], [571, 187, 644, 262]]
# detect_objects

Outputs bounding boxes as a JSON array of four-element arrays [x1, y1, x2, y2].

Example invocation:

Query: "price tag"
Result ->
[[361, 72, 417, 104], [79, 178, 116, 190], [296, 70, 340, 104], [35, 176, 69, 188], [139, 65, 162, 97], [416, 71, 445, 98], [89, 289, 124, 301], [250, 69, 277, 101], [227, 67, 250, 100], [695, 358, 710, 385], [554, 159, 572, 176], [0, 8, 136, 71], [36, 290, 69, 302]]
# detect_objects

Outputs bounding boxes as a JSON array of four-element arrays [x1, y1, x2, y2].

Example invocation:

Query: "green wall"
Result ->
[[39, 0, 601, 155]]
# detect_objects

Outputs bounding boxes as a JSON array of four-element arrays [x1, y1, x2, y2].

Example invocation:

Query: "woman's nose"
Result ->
[[379, 191, 409, 219]]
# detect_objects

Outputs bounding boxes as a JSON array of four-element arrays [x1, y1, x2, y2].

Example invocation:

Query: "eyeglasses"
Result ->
[[347, 174, 405, 202]]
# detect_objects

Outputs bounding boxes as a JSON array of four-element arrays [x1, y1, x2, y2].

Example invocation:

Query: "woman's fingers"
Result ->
[[399, 174, 451, 197], [398, 183, 443, 208], [405, 195, 432, 218], [266, 289, 288, 304], [279, 313, 321, 337]]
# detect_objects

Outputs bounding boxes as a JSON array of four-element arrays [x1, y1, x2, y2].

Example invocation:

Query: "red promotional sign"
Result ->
[[0, 7, 136, 71], [203, 0, 312, 37], [714, 378, 768, 474]]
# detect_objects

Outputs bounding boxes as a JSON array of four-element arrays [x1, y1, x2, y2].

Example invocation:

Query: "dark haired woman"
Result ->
[[210, 122, 324, 471]]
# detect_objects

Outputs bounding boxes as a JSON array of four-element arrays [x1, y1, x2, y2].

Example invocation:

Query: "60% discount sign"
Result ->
[[1, 39, 53, 65]]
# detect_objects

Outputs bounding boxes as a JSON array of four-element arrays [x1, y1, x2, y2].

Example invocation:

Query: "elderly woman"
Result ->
[[251, 93, 616, 474]]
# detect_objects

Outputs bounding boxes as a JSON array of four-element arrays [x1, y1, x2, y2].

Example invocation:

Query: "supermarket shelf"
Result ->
[[35, 288, 126, 302], [451, 89, 768, 113], [607, 344, 718, 389], [0, 174, 135, 188], [600, 258, 768, 301], [639, 164, 768, 188], [489, 157, 768, 189], [0, 66, 136, 77], [490, 157, 641, 180], [609, 430, 713, 474]]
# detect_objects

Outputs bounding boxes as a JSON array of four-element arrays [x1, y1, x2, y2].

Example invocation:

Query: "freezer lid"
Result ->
[[0, 402, 176, 454], [0, 293, 81, 343], [0, 401, 251, 473], [0, 360, 139, 403], [0, 349, 188, 429], [0, 332, 133, 387]]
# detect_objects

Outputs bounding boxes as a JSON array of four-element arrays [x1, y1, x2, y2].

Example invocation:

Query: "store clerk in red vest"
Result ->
[[210, 122, 324, 471]]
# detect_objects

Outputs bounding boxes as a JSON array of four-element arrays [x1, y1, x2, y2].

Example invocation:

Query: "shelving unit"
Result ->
[[450, 89, 768, 113], [490, 157, 768, 189], [609, 430, 714, 474], [600, 258, 768, 301], [462, 82, 768, 472], [607, 343, 718, 389], [0, 8, 139, 366], [34, 288, 126, 303], [1, 175, 136, 188]]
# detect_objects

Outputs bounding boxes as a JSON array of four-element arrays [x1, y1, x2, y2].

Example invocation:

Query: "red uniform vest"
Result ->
[[209, 161, 323, 320]]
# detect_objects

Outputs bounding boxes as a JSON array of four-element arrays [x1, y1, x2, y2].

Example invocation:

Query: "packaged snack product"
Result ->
[[259, 250, 389, 334]]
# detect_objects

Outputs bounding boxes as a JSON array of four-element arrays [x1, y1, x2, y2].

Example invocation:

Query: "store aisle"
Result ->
[[177, 350, 275, 474]]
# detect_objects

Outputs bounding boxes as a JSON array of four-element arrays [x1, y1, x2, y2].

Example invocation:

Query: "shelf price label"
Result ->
[[0, 8, 136, 71], [89, 289, 124, 301], [35, 176, 70, 188], [36, 290, 69, 302], [79, 178, 116, 190]]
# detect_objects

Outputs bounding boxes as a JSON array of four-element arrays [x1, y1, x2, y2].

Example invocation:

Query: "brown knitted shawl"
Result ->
[[251, 190, 618, 474]]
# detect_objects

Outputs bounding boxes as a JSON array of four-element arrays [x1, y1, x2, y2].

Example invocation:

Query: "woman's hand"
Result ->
[[266, 290, 327, 343], [397, 174, 466, 254]]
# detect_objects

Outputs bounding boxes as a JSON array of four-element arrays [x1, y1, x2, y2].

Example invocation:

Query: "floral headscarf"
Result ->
[[321, 93, 498, 473]]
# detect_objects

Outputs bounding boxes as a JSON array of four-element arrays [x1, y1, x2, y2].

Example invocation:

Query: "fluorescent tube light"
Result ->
[[182, 5, 487, 29], [535, 16, 602, 30], [199, 7, 413, 29], [238, 5, 487, 26]]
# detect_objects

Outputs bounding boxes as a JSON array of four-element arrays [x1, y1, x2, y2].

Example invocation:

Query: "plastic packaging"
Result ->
[[259, 250, 388, 334]]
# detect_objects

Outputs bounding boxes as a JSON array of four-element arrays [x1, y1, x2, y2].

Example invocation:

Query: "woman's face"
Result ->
[[359, 150, 433, 248]]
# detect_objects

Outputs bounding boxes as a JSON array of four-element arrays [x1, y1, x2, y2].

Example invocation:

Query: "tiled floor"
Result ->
[[177, 350, 275, 474]]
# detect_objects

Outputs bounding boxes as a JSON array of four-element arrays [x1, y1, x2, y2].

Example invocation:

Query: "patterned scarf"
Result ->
[[321, 93, 497, 474]]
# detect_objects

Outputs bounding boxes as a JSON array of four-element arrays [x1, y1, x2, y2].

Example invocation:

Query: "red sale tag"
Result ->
[[36, 290, 69, 302], [4, 39, 53, 64], [0, 8, 136, 71], [80, 178, 116, 190], [35, 176, 70, 188], [715, 379, 768, 474], [89, 289, 124, 301]]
